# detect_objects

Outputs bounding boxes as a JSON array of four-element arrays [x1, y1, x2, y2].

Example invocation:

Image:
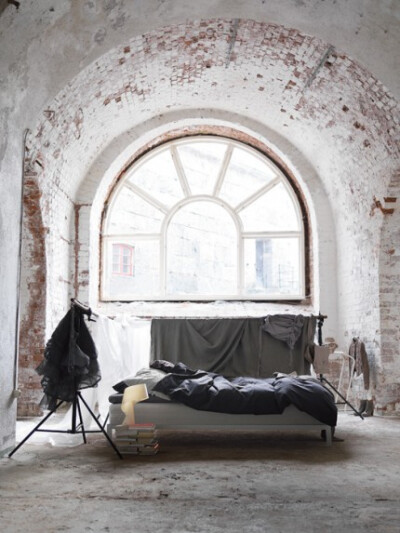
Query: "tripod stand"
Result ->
[[8, 390, 123, 459], [9, 299, 123, 459], [315, 315, 364, 420]]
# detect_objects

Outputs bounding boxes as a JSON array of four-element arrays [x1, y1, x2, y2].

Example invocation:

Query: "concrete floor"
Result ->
[[1, 412, 400, 533]]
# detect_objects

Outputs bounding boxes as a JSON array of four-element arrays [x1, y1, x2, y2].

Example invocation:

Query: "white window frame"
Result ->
[[101, 136, 306, 301]]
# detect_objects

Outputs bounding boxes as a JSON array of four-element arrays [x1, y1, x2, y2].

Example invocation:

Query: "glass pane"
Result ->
[[107, 186, 164, 234], [177, 142, 227, 195], [166, 201, 237, 296], [240, 182, 299, 231], [104, 239, 160, 298], [244, 237, 300, 295], [127, 149, 184, 207], [219, 146, 276, 207]]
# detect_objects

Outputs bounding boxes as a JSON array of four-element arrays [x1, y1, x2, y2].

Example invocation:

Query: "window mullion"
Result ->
[[124, 181, 169, 213], [243, 231, 301, 239], [235, 176, 280, 213], [238, 234, 244, 296], [213, 144, 233, 196], [103, 233, 160, 240], [170, 146, 191, 197], [160, 222, 166, 297]]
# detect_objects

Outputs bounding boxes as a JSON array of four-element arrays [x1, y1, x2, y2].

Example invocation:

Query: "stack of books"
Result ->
[[113, 423, 159, 455]]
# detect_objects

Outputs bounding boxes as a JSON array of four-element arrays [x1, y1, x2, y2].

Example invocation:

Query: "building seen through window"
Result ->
[[112, 244, 135, 277]]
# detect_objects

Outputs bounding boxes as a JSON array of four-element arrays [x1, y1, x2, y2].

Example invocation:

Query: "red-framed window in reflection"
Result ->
[[112, 244, 135, 276]]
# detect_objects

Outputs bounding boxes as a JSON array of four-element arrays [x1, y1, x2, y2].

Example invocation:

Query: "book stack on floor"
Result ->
[[113, 423, 158, 455]]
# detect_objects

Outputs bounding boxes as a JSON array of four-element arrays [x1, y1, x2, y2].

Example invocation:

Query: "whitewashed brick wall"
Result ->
[[18, 19, 400, 415]]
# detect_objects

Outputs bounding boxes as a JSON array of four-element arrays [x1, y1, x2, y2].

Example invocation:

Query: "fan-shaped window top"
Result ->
[[102, 136, 305, 301]]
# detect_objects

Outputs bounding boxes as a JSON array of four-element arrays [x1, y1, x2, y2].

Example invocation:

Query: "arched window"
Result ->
[[101, 136, 305, 301]]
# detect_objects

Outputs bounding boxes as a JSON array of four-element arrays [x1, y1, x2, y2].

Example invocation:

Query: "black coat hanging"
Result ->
[[36, 304, 101, 410]]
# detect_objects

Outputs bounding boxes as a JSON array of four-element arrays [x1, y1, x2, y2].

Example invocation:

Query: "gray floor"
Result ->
[[1, 412, 400, 533]]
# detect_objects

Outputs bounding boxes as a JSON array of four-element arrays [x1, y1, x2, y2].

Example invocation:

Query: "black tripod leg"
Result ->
[[320, 376, 364, 420], [8, 400, 65, 458], [102, 412, 109, 431], [71, 395, 78, 433], [77, 392, 123, 459], [75, 396, 87, 444]]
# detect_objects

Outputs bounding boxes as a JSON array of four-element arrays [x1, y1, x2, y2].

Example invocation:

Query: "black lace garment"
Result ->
[[36, 305, 101, 410]]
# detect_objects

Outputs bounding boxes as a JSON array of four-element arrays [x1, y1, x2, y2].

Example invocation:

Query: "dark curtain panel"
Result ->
[[150, 316, 316, 378], [151, 318, 261, 377]]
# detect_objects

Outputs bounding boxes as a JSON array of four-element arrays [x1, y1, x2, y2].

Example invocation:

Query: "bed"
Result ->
[[107, 361, 337, 445], [107, 316, 337, 445]]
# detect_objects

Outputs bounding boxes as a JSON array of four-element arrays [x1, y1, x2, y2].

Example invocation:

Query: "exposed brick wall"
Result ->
[[377, 171, 400, 415], [18, 146, 47, 416], [18, 19, 400, 415]]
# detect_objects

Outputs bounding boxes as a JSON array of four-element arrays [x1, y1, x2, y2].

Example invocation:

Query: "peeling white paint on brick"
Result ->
[[2, 1, 400, 452]]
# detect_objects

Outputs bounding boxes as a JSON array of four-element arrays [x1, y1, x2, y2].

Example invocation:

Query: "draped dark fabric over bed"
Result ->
[[151, 361, 337, 427], [150, 316, 317, 378]]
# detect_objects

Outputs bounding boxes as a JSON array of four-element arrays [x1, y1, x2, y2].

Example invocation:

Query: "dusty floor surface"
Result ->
[[1, 412, 400, 533]]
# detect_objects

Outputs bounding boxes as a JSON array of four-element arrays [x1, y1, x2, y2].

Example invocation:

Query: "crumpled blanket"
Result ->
[[152, 360, 337, 427]]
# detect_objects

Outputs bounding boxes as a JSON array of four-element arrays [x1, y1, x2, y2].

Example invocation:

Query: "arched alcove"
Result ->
[[17, 18, 399, 415], [77, 118, 334, 320]]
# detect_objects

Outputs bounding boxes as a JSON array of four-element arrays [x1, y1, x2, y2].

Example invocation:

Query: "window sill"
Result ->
[[96, 299, 314, 318]]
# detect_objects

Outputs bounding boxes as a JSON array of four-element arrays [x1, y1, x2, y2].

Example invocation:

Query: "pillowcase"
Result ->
[[112, 367, 170, 400]]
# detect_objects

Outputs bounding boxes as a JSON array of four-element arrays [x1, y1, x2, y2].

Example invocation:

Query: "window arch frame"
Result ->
[[101, 134, 308, 302]]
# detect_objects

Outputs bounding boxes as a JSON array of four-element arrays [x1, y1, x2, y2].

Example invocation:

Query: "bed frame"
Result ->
[[108, 400, 333, 445]]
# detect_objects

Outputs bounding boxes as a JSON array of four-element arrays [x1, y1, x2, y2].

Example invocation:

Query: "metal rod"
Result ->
[[304, 45, 335, 89], [225, 18, 239, 68], [78, 392, 123, 459], [76, 395, 87, 444], [71, 298, 98, 320], [8, 400, 65, 457], [319, 375, 364, 420]]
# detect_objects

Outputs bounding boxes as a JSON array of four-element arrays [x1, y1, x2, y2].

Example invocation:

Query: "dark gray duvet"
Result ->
[[152, 360, 338, 427]]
